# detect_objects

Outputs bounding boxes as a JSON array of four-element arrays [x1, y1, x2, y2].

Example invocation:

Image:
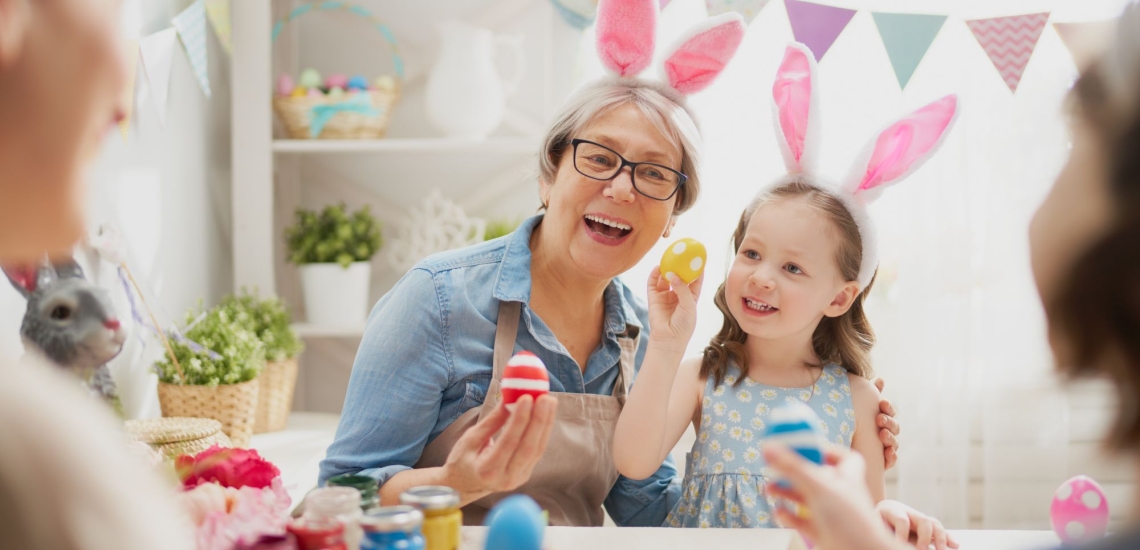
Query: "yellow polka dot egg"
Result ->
[[660, 238, 706, 284]]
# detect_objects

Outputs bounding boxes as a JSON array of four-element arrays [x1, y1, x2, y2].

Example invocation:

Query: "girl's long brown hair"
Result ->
[[700, 179, 876, 388]]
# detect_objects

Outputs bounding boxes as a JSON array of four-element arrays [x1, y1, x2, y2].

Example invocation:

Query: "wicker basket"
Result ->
[[158, 378, 259, 448], [124, 417, 233, 460], [273, 89, 399, 139], [271, 2, 404, 139], [253, 358, 299, 434]]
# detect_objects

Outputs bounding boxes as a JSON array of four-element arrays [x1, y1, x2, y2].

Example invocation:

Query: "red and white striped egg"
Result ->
[[502, 351, 550, 408]]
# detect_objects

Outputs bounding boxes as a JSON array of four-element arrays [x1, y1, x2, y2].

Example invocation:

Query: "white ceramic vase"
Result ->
[[299, 261, 371, 326], [425, 20, 525, 139]]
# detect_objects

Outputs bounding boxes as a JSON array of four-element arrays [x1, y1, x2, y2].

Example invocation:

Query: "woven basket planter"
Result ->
[[158, 378, 259, 448], [125, 417, 233, 460], [253, 358, 299, 434]]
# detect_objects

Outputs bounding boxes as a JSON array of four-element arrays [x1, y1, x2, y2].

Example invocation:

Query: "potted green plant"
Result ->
[[219, 290, 304, 434], [154, 302, 266, 448], [285, 203, 382, 325], [483, 217, 522, 241]]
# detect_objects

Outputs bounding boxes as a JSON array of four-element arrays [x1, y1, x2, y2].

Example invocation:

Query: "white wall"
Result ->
[[0, 0, 233, 419]]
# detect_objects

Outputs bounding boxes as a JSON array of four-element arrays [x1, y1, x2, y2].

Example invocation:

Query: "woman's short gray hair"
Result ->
[[538, 77, 704, 215]]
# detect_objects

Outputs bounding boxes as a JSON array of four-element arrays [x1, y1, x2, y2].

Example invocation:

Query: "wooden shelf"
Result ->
[[272, 137, 537, 154], [291, 323, 366, 338]]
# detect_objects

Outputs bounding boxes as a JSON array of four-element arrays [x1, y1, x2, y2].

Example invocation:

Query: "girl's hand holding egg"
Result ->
[[646, 238, 706, 352]]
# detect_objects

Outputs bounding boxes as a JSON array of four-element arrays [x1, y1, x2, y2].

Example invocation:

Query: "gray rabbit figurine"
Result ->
[[3, 257, 126, 413]]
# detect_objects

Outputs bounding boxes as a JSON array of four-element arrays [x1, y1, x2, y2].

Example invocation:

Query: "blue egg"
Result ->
[[763, 401, 826, 489], [347, 75, 369, 90], [485, 495, 545, 550]]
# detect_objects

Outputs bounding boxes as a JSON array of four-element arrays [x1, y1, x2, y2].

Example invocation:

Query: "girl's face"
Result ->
[[725, 196, 860, 345], [1029, 118, 1116, 355], [539, 103, 680, 281], [0, 0, 128, 260]]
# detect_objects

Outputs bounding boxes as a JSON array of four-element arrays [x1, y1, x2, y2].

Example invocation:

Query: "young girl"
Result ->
[[614, 43, 959, 540]]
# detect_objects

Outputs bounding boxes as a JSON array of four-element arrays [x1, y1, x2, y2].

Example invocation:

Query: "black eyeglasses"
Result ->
[[570, 138, 688, 201]]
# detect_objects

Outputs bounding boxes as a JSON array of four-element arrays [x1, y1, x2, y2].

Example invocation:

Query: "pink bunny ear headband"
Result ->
[[596, 0, 746, 97], [771, 42, 959, 290]]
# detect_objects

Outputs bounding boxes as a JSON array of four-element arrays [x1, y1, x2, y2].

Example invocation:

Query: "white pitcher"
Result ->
[[425, 20, 525, 139]]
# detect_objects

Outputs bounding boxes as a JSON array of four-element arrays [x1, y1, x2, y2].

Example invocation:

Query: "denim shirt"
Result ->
[[318, 214, 681, 527]]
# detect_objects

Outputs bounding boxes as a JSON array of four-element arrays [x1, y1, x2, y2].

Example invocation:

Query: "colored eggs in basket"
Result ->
[[290, 86, 307, 98], [763, 401, 826, 489], [660, 238, 706, 284], [502, 351, 550, 409], [276, 74, 295, 96], [328, 86, 346, 99], [347, 75, 369, 90], [1051, 475, 1109, 543], [325, 73, 348, 90], [298, 68, 322, 89]]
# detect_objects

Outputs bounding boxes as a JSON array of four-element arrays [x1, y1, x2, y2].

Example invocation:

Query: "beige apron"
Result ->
[[414, 301, 638, 527]]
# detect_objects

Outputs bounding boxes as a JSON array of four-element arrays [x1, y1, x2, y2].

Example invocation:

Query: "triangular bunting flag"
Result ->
[[1054, 20, 1117, 68], [967, 13, 1050, 94], [707, 0, 771, 24], [872, 13, 946, 90], [120, 40, 139, 140], [784, 0, 856, 62], [139, 28, 177, 127], [205, 0, 231, 55], [173, 0, 211, 97]]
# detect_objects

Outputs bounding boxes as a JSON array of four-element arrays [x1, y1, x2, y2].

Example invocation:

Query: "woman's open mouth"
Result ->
[[583, 214, 633, 245]]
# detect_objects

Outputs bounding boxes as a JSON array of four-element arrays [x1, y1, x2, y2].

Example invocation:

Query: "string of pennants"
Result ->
[[119, 0, 231, 140], [552, 0, 1116, 94]]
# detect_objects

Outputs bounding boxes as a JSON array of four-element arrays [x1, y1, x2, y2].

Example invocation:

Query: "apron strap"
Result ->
[[491, 300, 522, 382], [612, 325, 640, 402]]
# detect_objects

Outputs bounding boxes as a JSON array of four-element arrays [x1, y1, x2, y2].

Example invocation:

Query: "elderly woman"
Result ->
[[762, 3, 1140, 549], [319, 61, 905, 526]]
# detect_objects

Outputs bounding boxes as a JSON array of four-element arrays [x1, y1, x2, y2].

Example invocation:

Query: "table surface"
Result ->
[[462, 526, 1061, 550], [252, 414, 1062, 550]]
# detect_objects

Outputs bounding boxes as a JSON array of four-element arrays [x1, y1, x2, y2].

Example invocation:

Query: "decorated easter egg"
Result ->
[[325, 73, 348, 89], [290, 86, 307, 98], [298, 68, 322, 89], [485, 495, 545, 550], [307, 88, 323, 98], [276, 73, 295, 96], [763, 401, 826, 488], [660, 238, 706, 284], [1051, 475, 1109, 543], [347, 75, 369, 90], [328, 86, 346, 99], [501, 351, 549, 408]]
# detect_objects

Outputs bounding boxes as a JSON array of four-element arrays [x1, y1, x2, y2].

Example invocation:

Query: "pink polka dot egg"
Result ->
[[1050, 475, 1109, 543]]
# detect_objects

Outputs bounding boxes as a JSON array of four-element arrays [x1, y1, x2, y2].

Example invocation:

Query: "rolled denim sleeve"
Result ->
[[603, 456, 682, 526], [318, 268, 452, 488]]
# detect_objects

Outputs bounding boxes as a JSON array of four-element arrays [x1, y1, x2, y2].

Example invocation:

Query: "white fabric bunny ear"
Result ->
[[841, 94, 959, 203], [772, 43, 822, 174], [596, 0, 658, 78], [596, 0, 745, 96], [661, 13, 746, 95], [840, 94, 959, 289]]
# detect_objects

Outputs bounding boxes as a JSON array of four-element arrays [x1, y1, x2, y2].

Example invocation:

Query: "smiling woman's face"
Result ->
[[538, 103, 682, 281], [0, 0, 128, 261]]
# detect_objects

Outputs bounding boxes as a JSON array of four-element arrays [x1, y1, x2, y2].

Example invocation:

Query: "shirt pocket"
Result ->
[[456, 373, 492, 420]]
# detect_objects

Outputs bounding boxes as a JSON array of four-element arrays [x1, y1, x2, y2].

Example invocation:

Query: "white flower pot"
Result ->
[[299, 262, 371, 326]]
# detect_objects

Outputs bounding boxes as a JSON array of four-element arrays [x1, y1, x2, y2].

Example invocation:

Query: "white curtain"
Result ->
[[574, 0, 1131, 528]]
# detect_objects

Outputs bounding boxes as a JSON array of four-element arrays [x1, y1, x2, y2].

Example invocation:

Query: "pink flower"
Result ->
[[192, 479, 293, 550], [180, 483, 229, 526], [177, 445, 281, 490]]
